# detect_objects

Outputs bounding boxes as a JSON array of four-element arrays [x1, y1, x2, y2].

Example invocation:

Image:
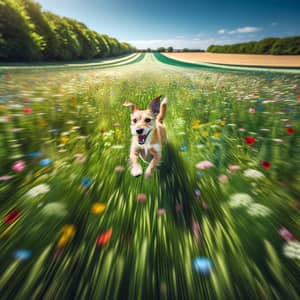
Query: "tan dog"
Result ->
[[124, 95, 167, 178]]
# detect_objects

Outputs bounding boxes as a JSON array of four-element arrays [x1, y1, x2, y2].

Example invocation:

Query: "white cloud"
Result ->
[[217, 29, 226, 34], [228, 26, 262, 34], [271, 22, 278, 26], [128, 37, 244, 50]]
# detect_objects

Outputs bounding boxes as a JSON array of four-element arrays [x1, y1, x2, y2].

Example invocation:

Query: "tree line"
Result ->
[[0, 0, 135, 62], [207, 37, 300, 55]]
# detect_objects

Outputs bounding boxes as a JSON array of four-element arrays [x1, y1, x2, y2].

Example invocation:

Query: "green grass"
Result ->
[[0, 54, 299, 299]]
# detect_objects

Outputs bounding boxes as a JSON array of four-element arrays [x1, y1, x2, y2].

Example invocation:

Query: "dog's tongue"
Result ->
[[138, 135, 146, 144]]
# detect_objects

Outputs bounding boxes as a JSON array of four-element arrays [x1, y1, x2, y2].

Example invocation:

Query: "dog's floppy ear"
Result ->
[[148, 95, 162, 115], [123, 101, 138, 113]]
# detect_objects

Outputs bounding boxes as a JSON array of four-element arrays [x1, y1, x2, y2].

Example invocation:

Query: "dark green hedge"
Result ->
[[0, 0, 136, 61], [207, 37, 300, 55]]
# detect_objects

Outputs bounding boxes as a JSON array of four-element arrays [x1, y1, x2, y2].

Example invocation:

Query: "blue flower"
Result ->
[[193, 257, 213, 275], [40, 158, 52, 167], [14, 249, 32, 261], [81, 177, 92, 188], [49, 128, 61, 133], [180, 145, 188, 152], [27, 152, 42, 158]]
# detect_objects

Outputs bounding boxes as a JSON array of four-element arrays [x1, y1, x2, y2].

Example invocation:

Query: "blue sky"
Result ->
[[37, 0, 300, 49]]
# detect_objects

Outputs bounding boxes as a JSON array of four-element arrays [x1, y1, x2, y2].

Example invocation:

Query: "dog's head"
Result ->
[[124, 96, 161, 145]]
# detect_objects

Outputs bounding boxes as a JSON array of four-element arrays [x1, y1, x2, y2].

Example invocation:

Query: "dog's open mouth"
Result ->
[[138, 130, 151, 145]]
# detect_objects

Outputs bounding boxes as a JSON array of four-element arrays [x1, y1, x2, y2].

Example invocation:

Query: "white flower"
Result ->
[[40, 202, 67, 217], [283, 241, 300, 260], [247, 203, 272, 217], [228, 193, 254, 208], [26, 184, 50, 197], [243, 169, 265, 179]]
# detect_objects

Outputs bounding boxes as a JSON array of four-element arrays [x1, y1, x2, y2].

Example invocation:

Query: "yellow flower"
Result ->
[[40, 120, 48, 127], [220, 120, 226, 126], [57, 224, 76, 248], [202, 130, 208, 137], [192, 119, 200, 128], [214, 132, 221, 138], [91, 203, 106, 215], [0, 105, 6, 111], [60, 136, 69, 143]]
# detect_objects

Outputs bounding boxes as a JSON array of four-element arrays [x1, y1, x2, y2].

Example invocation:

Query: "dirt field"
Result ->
[[163, 52, 300, 67]]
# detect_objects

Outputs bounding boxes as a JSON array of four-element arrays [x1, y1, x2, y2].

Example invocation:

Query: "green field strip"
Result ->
[[0, 53, 139, 73], [154, 53, 300, 74]]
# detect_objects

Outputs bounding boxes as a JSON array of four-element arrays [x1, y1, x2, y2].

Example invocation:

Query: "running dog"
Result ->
[[123, 95, 167, 178]]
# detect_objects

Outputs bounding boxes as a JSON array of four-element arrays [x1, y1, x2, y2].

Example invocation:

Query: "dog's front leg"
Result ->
[[145, 149, 161, 179], [130, 146, 143, 177]]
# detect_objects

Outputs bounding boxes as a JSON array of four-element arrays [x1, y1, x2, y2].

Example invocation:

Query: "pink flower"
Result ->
[[0, 175, 13, 181], [11, 160, 25, 172], [248, 108, 256, 113], [175, 203, 183, 212], [136, 194, 147, 202], [239, 128, 246, 132], [73, 153, 86, 163], [157, 208, 166, 215], [195, 160, 214, 170], [228, 165, 241, 172], [115, 165, 125, 172], [278, 227, 295, 242], [218, 174, 228, 183]]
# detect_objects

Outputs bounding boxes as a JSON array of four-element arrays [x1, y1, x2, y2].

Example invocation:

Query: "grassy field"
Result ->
[[0, 53, 299, 300]]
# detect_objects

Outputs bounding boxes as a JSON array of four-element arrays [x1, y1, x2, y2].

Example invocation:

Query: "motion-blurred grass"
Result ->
[[0, 56, 300, 299]]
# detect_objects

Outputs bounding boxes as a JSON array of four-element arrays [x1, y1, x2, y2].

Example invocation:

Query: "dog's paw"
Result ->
[[145, 167, 153, 179], [131, 164, 143, 177]]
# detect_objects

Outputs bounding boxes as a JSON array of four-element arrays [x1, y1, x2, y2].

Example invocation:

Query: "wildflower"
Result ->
[[243, 169, 265, 179], [228, 165, 241, 172], [248, 108, 255, 113], [247, 203, 271, 217], [195, 160, 214, 170], [4, 210, 21, 224], [23, 108, 32, 113], [193, 257, 213, 275], [228, 193, 254, 208], [39, 158, 52, 167], [157, 208, 166, 216], [11, 160, 25, 172], [244, 136, 256, 145], [136, 193, 147, 202], [261, 160, 271, 169], [278, 227, 295, 242], [14, 249, 32, 261], [218, 174, 228, 183], [96, 228, 112, 246], [115, 165, 125, 172], [57, 225, 76, 247], [286, 127, 295, 134], [26, 184, 50, 197], [74, 153, 86, 163], [91, 203, 106, 215], [283, 241, 300, 260], [0, 175, 13, 181], [81, 177, 92, 188], [40, 202, 67, 217]]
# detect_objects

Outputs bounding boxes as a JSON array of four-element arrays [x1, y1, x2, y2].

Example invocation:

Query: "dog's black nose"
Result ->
[[136, 128, 144, 134]]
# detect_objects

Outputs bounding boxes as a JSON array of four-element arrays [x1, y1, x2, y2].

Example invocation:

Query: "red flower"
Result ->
[[4, 210, 21, 224], [286, 127, 295, 135], [96, 228, 112, 246], [261, 160, 271, 169], [244, 136, 256, 145], [297, 93, 300, 101], [23, 108, 32, 114]]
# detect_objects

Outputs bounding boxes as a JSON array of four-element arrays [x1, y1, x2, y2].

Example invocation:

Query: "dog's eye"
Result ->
[[145, 118, 152, 123], [132, 118, 137, 123]]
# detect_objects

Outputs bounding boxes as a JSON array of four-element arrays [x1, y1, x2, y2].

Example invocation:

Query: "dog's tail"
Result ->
[[157, 97, 167, 123]]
